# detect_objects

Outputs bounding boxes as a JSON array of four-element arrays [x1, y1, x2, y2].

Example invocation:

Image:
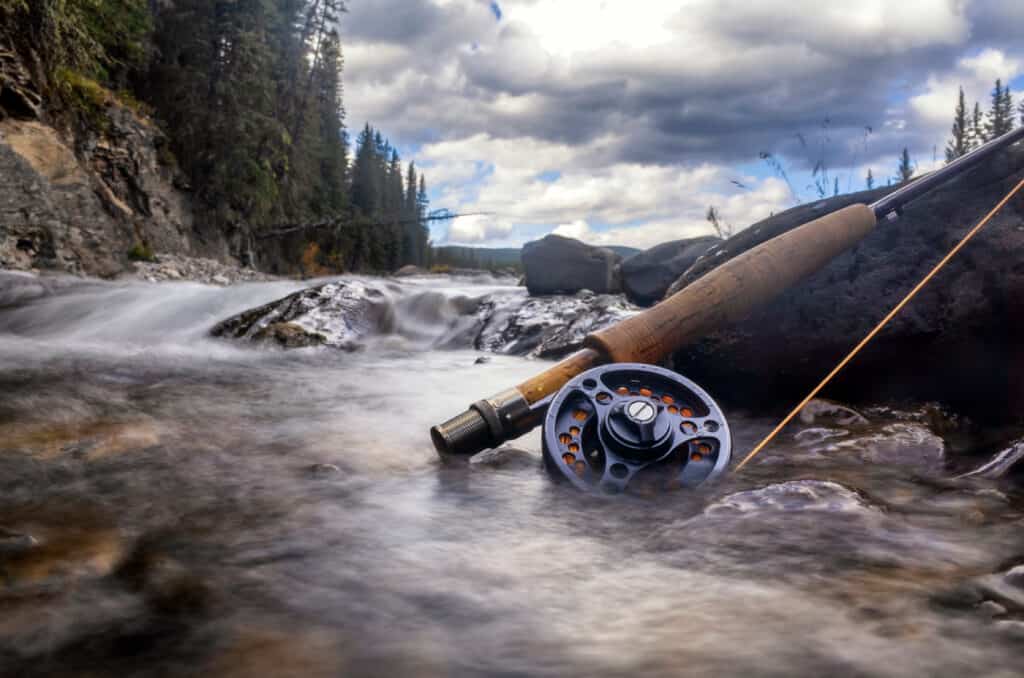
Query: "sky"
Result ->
[[338, 0, 1024, 249]]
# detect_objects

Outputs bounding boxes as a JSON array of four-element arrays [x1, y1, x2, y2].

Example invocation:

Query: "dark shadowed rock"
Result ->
[[670, 145, 1024, 424], [620, 236, 720, 306], [521, 234, 621, 295]]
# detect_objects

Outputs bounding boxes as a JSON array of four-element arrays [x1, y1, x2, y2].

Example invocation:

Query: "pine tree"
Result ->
[[866, 168, 874, 190], [403, 163, 421, 265], [985, 79, 1015, 140], [417, 175, 429, 234], [945, 86, 970, 162], [351, 124, 381, 217], [897, 148, 914, 183], [309, 30, 348, 216], [1001, 83, 1014, 134], [968, 101, 985, 150]]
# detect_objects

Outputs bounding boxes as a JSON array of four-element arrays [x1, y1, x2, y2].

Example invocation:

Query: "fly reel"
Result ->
[[541, 363, 731, 495]]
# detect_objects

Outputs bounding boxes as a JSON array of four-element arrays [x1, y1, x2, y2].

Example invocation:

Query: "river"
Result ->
[[1, 272, 1022, 677]]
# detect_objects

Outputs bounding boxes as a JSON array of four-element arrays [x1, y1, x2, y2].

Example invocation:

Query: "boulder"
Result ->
[[620, 236, 720, 306], [472, 291, 636, 359], [213, 277, 638, 359], [394, 264, 426, 277], [669, 145, 1024, 424], [211, 280, 394, 350], [521, 234, 621, 295]]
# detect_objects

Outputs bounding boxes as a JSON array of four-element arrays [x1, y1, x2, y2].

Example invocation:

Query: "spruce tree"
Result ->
[[897, 148, 914, 183], [985, 79, 1015, 140], [404, 163, 420, 265], [351, 124, 381, 217], [968, 101, 985, 150], [945, 86, 970, 162]]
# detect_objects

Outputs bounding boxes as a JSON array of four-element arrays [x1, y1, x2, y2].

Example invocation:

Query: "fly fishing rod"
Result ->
[[430, 126, 1024, 493]]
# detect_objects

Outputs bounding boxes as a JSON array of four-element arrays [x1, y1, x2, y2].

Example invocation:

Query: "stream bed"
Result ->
[[1, 272, 1023, 677]]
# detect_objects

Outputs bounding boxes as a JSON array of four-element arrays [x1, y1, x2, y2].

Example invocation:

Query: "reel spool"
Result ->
[[541, 363, 731, 495]]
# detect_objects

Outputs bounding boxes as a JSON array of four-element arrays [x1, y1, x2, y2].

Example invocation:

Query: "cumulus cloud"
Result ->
[[338, 0, 1024, 247]]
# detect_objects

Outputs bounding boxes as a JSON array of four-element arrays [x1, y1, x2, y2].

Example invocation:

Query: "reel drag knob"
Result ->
[[541, 363, 731, 495]]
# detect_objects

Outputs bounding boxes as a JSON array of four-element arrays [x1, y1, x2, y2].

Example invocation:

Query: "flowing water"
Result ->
[[1, 272, 1022, 677]]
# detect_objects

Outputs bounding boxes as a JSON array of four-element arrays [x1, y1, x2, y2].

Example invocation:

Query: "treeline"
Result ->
[[946, 79, 1021, 161], [431, 246, 522, 273], [871, 79, 1019, 191], [0, 0, 430, 273]]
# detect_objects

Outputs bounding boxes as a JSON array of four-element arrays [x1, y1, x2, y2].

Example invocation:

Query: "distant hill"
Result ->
[[432, 244, 641, 272], [607, 245, 641, 258]]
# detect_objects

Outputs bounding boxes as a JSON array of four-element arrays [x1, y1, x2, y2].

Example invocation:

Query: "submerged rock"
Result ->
[[965, 562, 1024, 617], [469, 446, 538, 470], [959, 440, 1024, 479], [309, 463, 341, 479], [798, 399, 869, 427], [703, 480, 875, 517], [521, 234, 621, 295]]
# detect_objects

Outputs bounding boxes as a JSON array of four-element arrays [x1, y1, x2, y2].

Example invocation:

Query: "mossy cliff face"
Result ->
[[0, 43, 228, 276]]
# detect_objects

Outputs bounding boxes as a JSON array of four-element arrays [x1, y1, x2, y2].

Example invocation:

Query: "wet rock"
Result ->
[[213, 277, 634, 358], [959, 441, 1024, 479], [670, 145, 1024, 424], [473, 292, 636, 358], [521, 234, 622, 295], [795, 421, 945, 472], [469, 446, 539, 470], [799, 399, 869, 427], [310, 463, 341, 478], [620, 236, 720, 306], [971, 563, 1024, 614], [211, 280, 394, 350], [252, 322, 326, 348], [703, 480, 875, 517]]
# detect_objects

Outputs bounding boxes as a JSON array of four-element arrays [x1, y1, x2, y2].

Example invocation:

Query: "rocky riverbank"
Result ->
[[125, 253, 276, 286]]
